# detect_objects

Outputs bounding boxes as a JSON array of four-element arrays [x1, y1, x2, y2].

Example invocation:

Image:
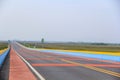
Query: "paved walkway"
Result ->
[[9, 48, 37, 80]]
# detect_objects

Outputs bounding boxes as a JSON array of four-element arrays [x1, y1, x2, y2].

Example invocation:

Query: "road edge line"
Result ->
[[15, 50, 45, 80]]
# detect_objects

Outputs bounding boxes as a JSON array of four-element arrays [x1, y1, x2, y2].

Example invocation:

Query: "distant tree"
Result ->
[[41, 38, 44, 48], [41, 38, 44, 44]]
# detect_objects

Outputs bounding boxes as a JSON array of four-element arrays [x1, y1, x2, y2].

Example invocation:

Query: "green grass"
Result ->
[[0, 41, 8, 50], [19, 41, 120, 52]]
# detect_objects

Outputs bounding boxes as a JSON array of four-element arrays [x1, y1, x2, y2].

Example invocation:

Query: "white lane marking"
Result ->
[[15, 42, 40, 51], [14, 49, 46, 80]]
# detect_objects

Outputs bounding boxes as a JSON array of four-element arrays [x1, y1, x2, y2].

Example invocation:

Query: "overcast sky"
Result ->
[[0, 0, 120, 43]]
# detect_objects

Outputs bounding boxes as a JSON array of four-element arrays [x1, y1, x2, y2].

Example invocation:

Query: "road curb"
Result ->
[[40, 50, 120, 62], [0, 49, 10, 69]]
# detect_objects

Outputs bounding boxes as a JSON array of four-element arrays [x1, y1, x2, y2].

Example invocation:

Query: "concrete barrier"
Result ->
[[0, 49, 10, 69], [40, 50, 120, 62]]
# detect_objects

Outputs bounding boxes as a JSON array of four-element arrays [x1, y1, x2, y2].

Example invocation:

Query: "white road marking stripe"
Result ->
[[14, 49, 46, 80]]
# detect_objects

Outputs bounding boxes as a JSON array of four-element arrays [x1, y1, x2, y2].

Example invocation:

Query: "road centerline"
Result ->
[[61, 59, 120, 77]]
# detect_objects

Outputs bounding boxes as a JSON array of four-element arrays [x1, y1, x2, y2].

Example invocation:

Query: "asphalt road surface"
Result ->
[[11, 42, 120, 80]]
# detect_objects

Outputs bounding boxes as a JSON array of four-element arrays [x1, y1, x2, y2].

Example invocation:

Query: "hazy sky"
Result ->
[[0, 0, 120, 43]]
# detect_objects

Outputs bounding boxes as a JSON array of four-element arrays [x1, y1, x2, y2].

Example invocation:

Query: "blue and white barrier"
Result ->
[[0, 49, 10, 69], [40, 50, 120, 62]]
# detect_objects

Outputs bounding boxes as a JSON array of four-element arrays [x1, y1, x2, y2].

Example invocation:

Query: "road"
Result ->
[[10, 42, 120, 80]]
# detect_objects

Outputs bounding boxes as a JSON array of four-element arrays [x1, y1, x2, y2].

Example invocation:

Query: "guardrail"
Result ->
[[0, 49, 10, 69]]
